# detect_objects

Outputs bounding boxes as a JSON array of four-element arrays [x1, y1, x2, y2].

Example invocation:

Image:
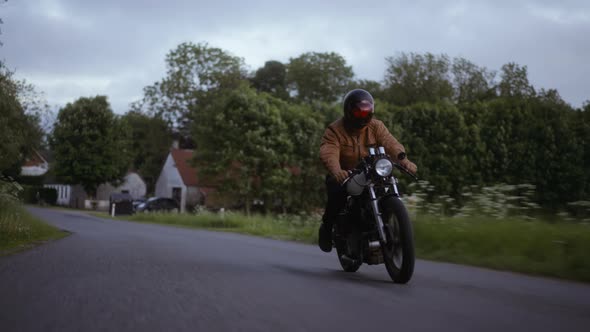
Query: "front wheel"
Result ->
[[380, 196, 415, 283]]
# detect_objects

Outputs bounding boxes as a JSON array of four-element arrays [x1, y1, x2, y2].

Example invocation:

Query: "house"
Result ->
[[44, 172, 147, 210], [96, 172, 147, 201], [20, 149, 49, 177], [43, 183, 75, 206], [155, 149, 205, 213], [19, 148, 148, 210]]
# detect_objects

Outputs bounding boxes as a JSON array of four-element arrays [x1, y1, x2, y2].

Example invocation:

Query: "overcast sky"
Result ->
[[2, 0, 589, 114]]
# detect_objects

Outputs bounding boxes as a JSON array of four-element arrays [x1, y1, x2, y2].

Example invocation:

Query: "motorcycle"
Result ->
[[334, 146, 417, 283]]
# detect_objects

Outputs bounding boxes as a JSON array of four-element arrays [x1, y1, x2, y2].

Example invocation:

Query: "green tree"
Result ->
[[576, 102, 590, 203], [383, 52, 454, 106], [50, 96, 131, 197], [498, 62, 535, 98], [133, 42, 247, 138], [0, 61, 43, 175], [192, 84, 293, 215], [251, 60, 289, 100], [477, 98, 526, 184], [286, 51, 354, 104], [451, 57, 496, 104], [280, 103, 325, 212], [382, 101, 473, 202], [121, 111, 172, 194], [473, 95, 586, 209], [528, 98, 583, 207]]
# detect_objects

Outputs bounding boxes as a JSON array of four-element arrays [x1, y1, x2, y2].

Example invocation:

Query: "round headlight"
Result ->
[[375, 159, 393, 177]]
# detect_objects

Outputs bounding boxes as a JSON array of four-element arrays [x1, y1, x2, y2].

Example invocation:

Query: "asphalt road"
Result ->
[[1, 207, 589, 332]]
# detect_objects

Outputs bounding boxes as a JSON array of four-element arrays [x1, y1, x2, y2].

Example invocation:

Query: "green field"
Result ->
[[108, 210, 590, 282], [0, 202, 68, 254]]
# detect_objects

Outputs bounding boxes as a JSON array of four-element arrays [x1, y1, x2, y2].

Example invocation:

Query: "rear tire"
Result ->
[[336, 242, 361, 272], [380, 196, 415, 283], [334, 222, 361, 272]]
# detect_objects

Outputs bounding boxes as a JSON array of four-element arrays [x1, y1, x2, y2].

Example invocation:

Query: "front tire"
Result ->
[[380, 196, 415, 283]]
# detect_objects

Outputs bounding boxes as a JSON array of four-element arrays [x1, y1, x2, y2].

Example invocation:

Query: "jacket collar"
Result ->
[[342, 117, 371, 136]]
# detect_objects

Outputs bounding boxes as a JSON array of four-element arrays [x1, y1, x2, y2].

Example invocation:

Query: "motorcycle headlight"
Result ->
[[375, 159, 393, 177]]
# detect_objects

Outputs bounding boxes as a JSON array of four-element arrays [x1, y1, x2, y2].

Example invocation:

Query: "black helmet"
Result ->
[[343, 89, 374, 129]]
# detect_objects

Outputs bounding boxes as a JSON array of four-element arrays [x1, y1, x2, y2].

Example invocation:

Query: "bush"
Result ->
[[19, 186, 58, 205], [16, 175, 45, 186], [40, 188, 57, 205], [20, 185, 38, 203]]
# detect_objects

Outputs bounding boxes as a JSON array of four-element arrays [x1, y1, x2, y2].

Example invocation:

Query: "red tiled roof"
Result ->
[[23, 149, 47, 167], [171, 149, 198, 187]]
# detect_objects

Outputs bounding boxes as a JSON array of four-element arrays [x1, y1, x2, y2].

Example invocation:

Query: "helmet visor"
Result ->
[[352, 101, 374, 119]]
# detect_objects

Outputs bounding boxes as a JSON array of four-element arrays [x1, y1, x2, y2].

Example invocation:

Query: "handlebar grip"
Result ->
[[394, 163, 419, 180]]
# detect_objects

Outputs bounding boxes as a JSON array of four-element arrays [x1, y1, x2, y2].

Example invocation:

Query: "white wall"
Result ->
[[96, 172, 147, 201], [155, 153, 187, 212], [116, 172, 147, 199], [21, 163, 48, 176]]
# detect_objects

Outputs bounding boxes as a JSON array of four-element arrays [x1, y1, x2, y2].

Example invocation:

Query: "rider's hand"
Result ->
[[400, 159, 417, 175], [333, 170, 350, 184]]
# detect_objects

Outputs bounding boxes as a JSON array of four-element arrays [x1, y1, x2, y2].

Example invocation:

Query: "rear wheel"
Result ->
[[380, 197, 415, 283], [336, 242, 361, 272], [334, 223, 361, 272]]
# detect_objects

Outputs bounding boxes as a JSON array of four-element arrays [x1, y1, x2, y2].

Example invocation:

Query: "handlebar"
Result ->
[[341, 162, 418, 186], [341, 169, 358, 186], [393, 162, 419, 181]]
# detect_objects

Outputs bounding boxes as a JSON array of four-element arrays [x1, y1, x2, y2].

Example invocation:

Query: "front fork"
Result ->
[[369, 184, 388, 244], [369, 178, 400, 245]]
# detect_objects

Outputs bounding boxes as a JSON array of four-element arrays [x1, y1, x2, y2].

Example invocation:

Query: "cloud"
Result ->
[[2, 0, 589, 112]]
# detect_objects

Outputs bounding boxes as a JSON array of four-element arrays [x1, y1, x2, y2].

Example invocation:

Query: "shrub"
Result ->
[[18, 186, 58, 205], [40, 188, 57, 205]]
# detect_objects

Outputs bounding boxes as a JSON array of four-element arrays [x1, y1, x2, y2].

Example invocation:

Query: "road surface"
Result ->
[[1, 207, 589, 331]]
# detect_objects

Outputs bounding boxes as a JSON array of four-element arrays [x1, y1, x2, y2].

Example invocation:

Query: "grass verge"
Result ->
[[413, 215, 590, 282], [102, 211, 319, 244], [99, 210, 590, 283], [0, 202, 68, 255]]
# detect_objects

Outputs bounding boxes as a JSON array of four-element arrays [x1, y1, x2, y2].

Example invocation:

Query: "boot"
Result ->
[[318, 219, 333, 252]]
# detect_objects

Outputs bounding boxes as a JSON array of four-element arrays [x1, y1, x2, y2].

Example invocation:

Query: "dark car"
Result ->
[[110, 193, 134, 215], [132, 198, 147, 211], [136, 197, 180, 213]]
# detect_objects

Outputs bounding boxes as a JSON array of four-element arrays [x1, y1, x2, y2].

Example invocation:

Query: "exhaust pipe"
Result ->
[[340, 254, 361, 266]]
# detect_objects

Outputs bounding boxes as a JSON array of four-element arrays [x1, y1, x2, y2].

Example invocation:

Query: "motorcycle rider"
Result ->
[[318, 89, 417, 252]]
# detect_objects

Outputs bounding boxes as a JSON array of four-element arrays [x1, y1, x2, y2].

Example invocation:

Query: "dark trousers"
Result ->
[[322, 175, 347, 223]]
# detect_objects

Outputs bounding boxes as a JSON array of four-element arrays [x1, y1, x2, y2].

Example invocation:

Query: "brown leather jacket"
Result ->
[[319, 118, 416, 177]]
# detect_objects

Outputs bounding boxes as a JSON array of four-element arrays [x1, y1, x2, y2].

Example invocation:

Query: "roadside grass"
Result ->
[[412, 215, 590, 283], [98, 210, 590, 282], [112, 211, 320, 244], [0, 201, 68, 254]]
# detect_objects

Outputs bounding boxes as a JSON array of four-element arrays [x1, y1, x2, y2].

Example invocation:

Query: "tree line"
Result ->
[[1, 42, 588, 215]]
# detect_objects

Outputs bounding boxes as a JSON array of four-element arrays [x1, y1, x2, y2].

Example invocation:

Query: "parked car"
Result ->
[[132, 198, 146, 211], [136, 197, 180, 213], [110, 193, 134, 215]]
